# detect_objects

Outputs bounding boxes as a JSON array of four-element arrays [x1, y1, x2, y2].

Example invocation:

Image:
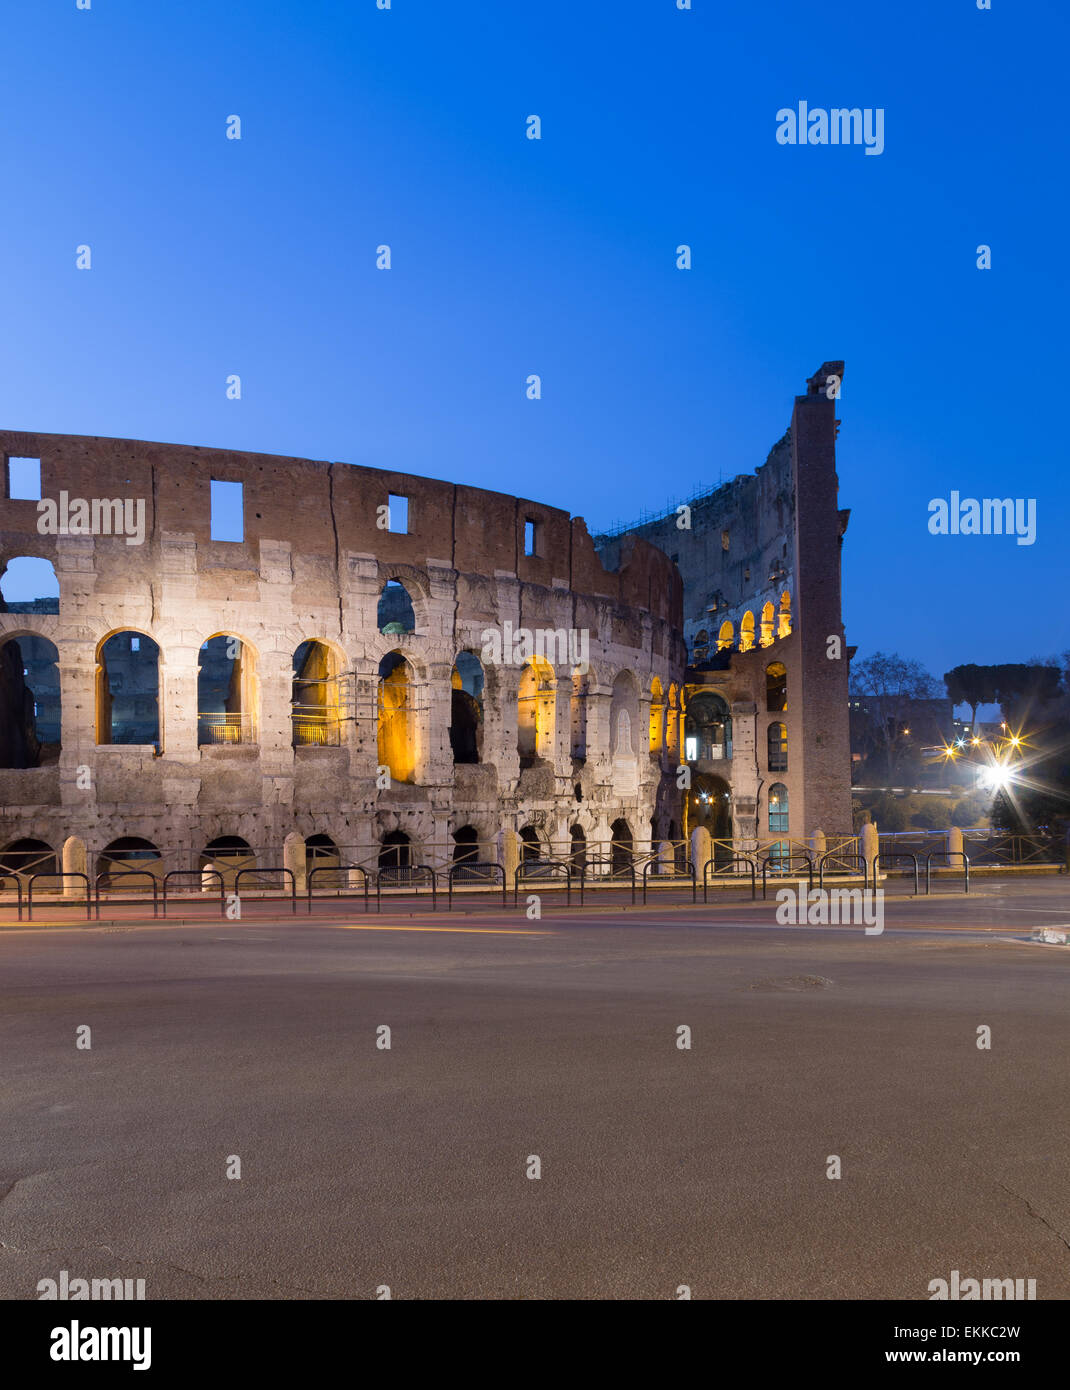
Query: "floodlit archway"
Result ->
[[684, 692, 732, 761], [97, 632, 160, 747], [198, 634, 257, 744], [740, 611, 755, 652], [0, 634, 60, 768], [517, 656, 555, 769], [760, 602, 775, 647], [766, 661, 787, 712], [778, 590, 792, 639], [378, 652, 416, 783], [292, 641, 340, 746], [649, 677, 665, 753], [716, 621, 734, 652]]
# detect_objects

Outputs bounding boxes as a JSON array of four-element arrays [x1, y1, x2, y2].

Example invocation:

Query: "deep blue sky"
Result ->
[[1, 0, 1066, 682]]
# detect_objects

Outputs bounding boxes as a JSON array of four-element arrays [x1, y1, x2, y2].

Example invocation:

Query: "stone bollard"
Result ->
[[861, 821, 880, 885], [62, 835, 87, 899], [283, 831, 307, 897], [691, 826, 712, 883]]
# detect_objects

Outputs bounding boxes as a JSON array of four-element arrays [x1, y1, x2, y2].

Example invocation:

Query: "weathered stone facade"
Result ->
[[595, 361, 853, 848], [0, 431, 686, 883]]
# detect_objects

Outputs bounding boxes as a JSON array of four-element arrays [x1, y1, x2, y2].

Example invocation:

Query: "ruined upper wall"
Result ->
[[0, 431, 682, 627]]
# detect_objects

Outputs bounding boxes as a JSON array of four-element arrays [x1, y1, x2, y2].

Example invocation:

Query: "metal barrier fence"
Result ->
[[163, 869, 226, 917], [702, 855, 757, 902], [818, 852, 869, 891], [514, 861, 574, 906], [760, 852, 814, 900], [878, 852, 920, 896], [307, 865, 372, 913], [377, 865, 437, 911], [94, 870, 160, 919], [234, 867, 297, 913], [641, 858, 696, 903], [27, 872, 92, 921], [926, 851, 970, 894], [0, 872, 24, 921], [447, 862, 507, 909]]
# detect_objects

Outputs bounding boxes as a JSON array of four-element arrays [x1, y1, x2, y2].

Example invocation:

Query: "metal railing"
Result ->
[[641, 857, 696, 903], [448, 862, 507, 909], [163, 869, 226, 917], [760, 852, 813, 900], [0, 873, 24, 921], [926, 851, 970, 895], [578, 854, 636, 905], [291, 707, 341, 747], [702, 855, 757, 902], [514, 861, 574, 906], [878, 851, 920, 896], [93, 870, 160, 918], [307, 865, 372, 913], [234, 867, 297, 913], [27, 872, 92, 921], [378, 864, 437, 910], [818, 852, 869, 891], [197, 712, 254, 745]]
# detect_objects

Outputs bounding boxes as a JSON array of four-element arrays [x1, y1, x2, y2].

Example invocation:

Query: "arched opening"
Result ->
[[649, 677, 665, 753], [716, 621, 734, 652], [292, 640, 340, 746], [666, 683, 679, 756], [517, 656, 555, 769], [0, 635, 60, 768], [519, 825, 541, 863], [569, 823, 587, 872], [778, 590, 792, 639], [739, 611, 755, 652], [688, 775, 733, 860], [378, 652, 416, 783], [610, 818, 632, 876], [97, 632, 160, 747], [0, 556, 60, 615], [377, 580, 416, 635], [767, 721, 788, 772], [766, 661, 788, 712], [684, 692, 732, 761], [452, 825, 479, 864], [0, 837, 57, 882], [610, 671, 639, 756], [306, 833, 340, 871], [570, 667, 589, 763], [198, 635, 257, 744], [760, 602, 775, 648], [450, 652, 484, 765], [199, 835, 256, 890], [95, 837, 162, 888], [379, 830, 411, 872], [768, 783, 790, 863], [693, 629, 710, 663]]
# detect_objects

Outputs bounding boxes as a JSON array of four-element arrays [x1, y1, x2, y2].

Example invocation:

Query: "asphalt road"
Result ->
[[2, 883, 1069, 1300]]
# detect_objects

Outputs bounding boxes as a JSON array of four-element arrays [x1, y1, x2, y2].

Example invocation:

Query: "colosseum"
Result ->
[[0, 359, 852, 898]]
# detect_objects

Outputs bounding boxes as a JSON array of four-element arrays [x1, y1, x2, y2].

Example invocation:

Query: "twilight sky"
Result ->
[[1, 0, 1066, 681]]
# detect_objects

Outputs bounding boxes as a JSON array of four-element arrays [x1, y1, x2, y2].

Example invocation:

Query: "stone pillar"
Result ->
[[283, 831, 307, 895], [861, 821, 880, 885], [501, 828, 519, 892], [62, 835, 87, 898], [691, 825, 712, 877], [159, 643, 202, 761], [422, 661, 454, 787], [949, 826, 963, 858], [657, 839, 673, 874]]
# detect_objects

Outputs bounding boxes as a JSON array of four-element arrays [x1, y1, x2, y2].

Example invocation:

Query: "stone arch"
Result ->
[[569, 823, 587, 872], [292, 639, 342, 746], [0, 836, 57, 882], [688, 773, 733, 858], [0, 555, 59, 615], [199, 835, 256, 890], [452, 824, 480, 864], [0, 633, 60, 767], [760, 601, 775, 647], [570, 665, 590, 763], [517, 655, 555, 768], [778, 589, 792, 639], [378, 651, 417, 783], [95, 836, 162, 887], [684, 692, 732, 761], [450, 651, 484, 765], [96, 630, 160, 747], [716, 620, 734, 652], [377, 580, 416, 635], [649, 676, 665, 753], [306, 832, 341, 870], [198, 633, 259, 744], [766, 661, 788, 712], [519, 824, 543, 863], [740, 611, 756, 652], [610, 818, 633, 875], [379, 829, 411, 872]]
